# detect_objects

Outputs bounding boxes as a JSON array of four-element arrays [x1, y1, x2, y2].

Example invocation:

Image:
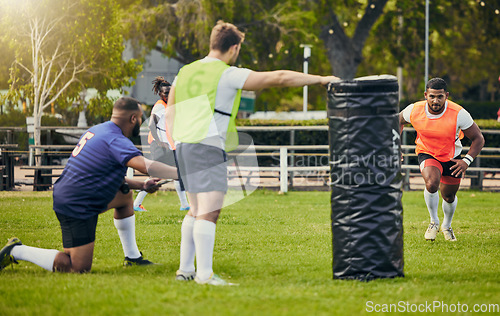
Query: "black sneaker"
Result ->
[[123, 252, 154, 267], [0, 237, 22, 271]]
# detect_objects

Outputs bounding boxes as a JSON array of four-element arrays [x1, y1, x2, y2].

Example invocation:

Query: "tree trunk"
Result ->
[[34, 104, 42, 167], [320, 0, 389, 79]]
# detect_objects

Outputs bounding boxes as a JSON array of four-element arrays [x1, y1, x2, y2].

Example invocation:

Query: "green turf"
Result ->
[[0, 190, 498, 315]]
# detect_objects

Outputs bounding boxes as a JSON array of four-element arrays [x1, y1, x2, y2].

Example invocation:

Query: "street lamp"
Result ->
[[300, 44, 312, 114], [425, 0, 429, 85]]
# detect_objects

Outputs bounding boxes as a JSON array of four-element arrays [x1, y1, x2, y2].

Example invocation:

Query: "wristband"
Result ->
[[119, 182, 130, 194], [462, 154, 473, 166]]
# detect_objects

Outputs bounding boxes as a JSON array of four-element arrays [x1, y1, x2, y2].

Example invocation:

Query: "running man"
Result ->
[[0, 97, 178, 273], [134, 76, 190, 212], [399, 78, 484, 241], [166, 21, 339, 285]]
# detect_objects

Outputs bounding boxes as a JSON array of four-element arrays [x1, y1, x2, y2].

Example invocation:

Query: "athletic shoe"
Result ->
[[0, 237, 22, 271], [441, 226, 457, 241], [175, 270, 196, 281], [424, 222, 439, 241], [180, 206, 190, 211], [195, 273, 228, 286], [123, 252, 154, 266], [133, 205, 148, 212]]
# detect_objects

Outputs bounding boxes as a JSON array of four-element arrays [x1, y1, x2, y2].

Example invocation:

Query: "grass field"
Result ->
[[0, 189, 499, 315]]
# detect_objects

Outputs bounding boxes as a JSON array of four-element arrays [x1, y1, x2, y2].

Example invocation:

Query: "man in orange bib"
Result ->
[[399, 78, 484, 242]]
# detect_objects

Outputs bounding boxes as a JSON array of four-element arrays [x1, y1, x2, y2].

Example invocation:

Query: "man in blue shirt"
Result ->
[[0, 97, 178, 273]]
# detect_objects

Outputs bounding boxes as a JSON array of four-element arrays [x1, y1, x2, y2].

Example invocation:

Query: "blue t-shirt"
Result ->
[[53, 121, 142, 219]]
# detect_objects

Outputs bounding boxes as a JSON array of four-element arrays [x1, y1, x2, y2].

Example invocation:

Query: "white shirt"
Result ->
[[150, 102, 174, 148]]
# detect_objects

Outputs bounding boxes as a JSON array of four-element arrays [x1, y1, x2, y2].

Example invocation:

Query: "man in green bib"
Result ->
[[166, 20, 339, 285]]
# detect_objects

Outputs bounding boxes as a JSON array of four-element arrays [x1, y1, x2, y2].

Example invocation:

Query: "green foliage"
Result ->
[[120, 0, 330, 111], [399, 100, 500, 121], [87, 95, 117, 122], [361, 0, 500, 101], [476, 119, 500, 130], [459, 101, 500, 121], [237, 118, 500, 129], [236, 118, 328, 126], [0, 109, 25, 128], [0, 0, 141, 121], [0, 37, 14, 90], [0, 190, 498, 315]]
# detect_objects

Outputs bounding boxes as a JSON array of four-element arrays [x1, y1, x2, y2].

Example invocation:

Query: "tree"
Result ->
[[361, 0, 500, 101], [0, 39, 14, 90], [316, 0, 390, 79], [121, 0, 392, 110], [121, 0, 318, 69], [0, 0, 141, 163], [120, 0, 499, 109]]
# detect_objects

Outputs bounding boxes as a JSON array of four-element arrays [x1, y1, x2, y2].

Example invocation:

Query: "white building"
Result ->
[[123, 44, 183, 105]]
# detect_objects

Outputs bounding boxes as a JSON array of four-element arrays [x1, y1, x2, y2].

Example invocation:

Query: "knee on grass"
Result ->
[[53, 252, 91, 273], [53, 252, 71, 272]]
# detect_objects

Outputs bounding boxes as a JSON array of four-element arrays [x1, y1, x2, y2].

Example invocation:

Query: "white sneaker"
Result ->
[[441, 226, 457, 241], [175, 270, 196, 281], [195, 273, 229, 286], [424, 222, 439, 241]]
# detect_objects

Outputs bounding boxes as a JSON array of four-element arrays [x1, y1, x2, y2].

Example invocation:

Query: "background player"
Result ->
[[399, 78, 484, 241], [133, 76, 190, 212]]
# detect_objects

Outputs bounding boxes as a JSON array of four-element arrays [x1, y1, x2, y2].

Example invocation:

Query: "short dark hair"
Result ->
[[426, 78, 447, 91], [209, 20, 245, 54], [113, 97, 141, 112]]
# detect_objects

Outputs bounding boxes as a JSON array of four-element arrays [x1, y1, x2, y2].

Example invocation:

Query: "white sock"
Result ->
[[114, 215, 141, 259], [174, 181, 189, 208], [179, 215, 196, 273], [193, 220, 216, 281], [11, 245, 59, 272], [442, 196, 457, 229], [134, 191, 148, 208], [424, 188, 440, 225]]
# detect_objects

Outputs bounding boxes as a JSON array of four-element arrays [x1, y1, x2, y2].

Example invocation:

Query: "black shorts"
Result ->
[[418, 153, 462, 185], [55, 212, 98, 248]]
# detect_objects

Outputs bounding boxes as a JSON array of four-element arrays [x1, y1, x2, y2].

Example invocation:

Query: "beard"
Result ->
[[132, 121, 141, 137], [429, 103, 444, 113]]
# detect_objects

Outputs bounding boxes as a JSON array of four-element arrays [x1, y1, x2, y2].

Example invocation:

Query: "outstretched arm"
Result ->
[[242, 70, 339, 91], [126, 155, 178, 181]]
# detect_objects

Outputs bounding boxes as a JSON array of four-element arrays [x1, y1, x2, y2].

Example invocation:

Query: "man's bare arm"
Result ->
[[242, 70, 339, 91]]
